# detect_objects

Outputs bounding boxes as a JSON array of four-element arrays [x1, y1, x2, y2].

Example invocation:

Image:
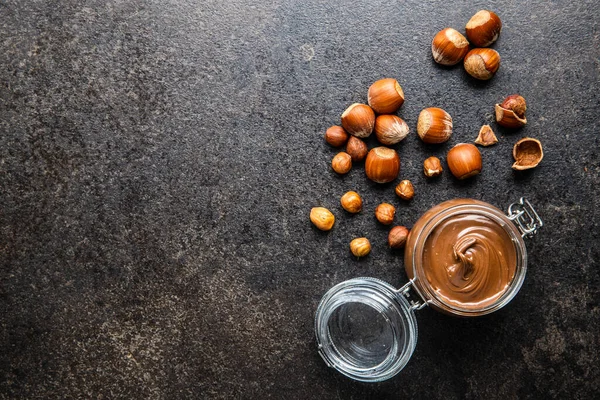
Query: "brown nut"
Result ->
[[324, 125, 348, 147], [512, 137, 543, 170], [417, 108, 453, 144], [375, 203, 396, 225], [341, 103, 375, 138], [365, 147, 401, 183], [331, 152, 352, 174], [423, 156, 443, 178], [388, 226, 409, 249], [340, 191, 363, 213], [466, 10, 502, 47], [431, 28, 470, 66], [501, 95, 527, 118], [346, 136, 368, 162], [310, 207, 335, 231], [464, 48, 500, 80], [495, 94, 527, 128], [368, 78, 405, 114], [474, 125, 498, 146], [350, 237, 371, 258], [447, 143, 482, 179], [395, 180, 414, 201], [375, 115, 410, 145]]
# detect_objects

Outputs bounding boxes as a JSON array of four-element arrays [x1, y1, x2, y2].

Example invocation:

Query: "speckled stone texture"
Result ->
[[1, 0, 599, 398]]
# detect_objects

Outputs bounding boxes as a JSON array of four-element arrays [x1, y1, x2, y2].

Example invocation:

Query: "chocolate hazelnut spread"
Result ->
[[421, 213, 517, 309]]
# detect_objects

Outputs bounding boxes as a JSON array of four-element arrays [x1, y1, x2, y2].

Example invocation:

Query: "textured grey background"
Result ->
[[1, 0, 599, 398]]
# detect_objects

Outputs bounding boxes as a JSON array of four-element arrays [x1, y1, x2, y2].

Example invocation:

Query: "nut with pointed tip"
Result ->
[[365, 147, 401, 183], [464, 48, 500, 80], [388, 226, 409, 249], [423, 156, 443, 178], [368, 78, 405, 114], [375, 115, 410, 145], [350, 237, 371, 258], [346, 136, 368, 162], [310, 207, 335, 231], [431, 28, 470, 66], [447, 143, 482, 179], [341, 103, 375, 138], [324, 125, 348, 147], [512, 137, 543, 170], [474, 125, 498, 146], [417, 107, 453, 143], [340, 191, 363, 213], [331, 152, 352, 174], [375, 203, 396, 225], [466, 10, 502, 47], [395, 180, 414, 200]]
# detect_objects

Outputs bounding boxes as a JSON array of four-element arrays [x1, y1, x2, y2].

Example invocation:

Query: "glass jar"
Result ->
[[315, 198, 543, 382]]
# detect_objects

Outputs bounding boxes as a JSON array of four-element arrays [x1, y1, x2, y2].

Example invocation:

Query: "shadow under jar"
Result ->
[[315, 198, 543, 382]]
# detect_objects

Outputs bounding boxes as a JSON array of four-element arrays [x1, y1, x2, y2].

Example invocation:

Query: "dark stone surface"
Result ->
[[1, 0, 599, 398]]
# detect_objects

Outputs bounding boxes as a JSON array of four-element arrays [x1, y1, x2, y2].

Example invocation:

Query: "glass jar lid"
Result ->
[[314, 277, 419, 382]]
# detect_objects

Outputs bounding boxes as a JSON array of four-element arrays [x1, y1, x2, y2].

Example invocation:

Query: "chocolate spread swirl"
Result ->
[[422, 214, 517, 309]]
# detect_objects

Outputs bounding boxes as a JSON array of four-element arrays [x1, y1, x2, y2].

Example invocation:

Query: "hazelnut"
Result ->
[[324, 125, 348, 147], [423, 156, 443, 178], [395, 180, 414, 201], [310, 207, 335, 231], [374, 115, 410, 145], [341, 103, 375, 138], [368, 78, 405, 114], [512, 137, 543, 170], [496, 94, 527, 128], [340, 191, 363, 213], [474, 125, 498, 146], [465, 10, 502, 47], [350, 237, 371, 258], [346, 136, 368, 162], [375, 203, 396, 225], [447, 143, 482, 179], [431, 28, 470, 66], [464, 48, 500, 80], [388, 226, 409, 249], [365, 147, 401, 183], [417, 108, 453, 144], [331, 152, 352, 174]]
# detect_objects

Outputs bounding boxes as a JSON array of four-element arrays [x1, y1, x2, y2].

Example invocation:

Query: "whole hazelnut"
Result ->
[[447, 143, 482, 179], [340, 191, 363, 213], [375, 203, 396, 225], [431, 28, 470, 66], [474, 124, 498, 146], [423, 156, 443, 178], [346, 136, 368, 162], [417, 108, 453, 144], [388, 226, 409, 249], [341, 103, 375, 138], [331, 152, 352, 174], [367, 78, 405, 114], [365, 147, 401, 183], [324, 125, 348, 147], [350, 237, 371, 258], [310, 207, 335, 231], [465, 10, 502, 47], [395, 180, 414, 201], [374, 115, 410, 145], [464, 48, 500, 80]]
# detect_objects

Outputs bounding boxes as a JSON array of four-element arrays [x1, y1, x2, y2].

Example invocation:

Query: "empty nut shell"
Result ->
[[417, 108, 453, 144], [464, 48, 500, 80], [474, 125, 498, 146], [512, 137, 543, 170], [368, 78, 405, 114], [495, 104, 527, 128], [375, 115, 410, 145]]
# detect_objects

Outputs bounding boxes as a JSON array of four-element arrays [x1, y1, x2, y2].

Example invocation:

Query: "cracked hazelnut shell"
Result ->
[[512, 137, 543, 170]]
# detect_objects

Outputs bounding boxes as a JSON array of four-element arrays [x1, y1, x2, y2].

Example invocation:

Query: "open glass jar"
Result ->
[[315, 198, 543, 382]]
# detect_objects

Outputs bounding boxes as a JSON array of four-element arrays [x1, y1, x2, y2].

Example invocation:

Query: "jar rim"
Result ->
[[410, 201, 527, 316]]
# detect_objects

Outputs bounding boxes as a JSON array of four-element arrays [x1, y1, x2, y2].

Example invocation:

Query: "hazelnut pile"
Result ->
[[310, 9, 544, 258]]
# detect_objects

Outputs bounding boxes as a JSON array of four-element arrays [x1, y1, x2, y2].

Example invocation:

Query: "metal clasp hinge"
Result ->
[[507, 197, 543, 238], [397, 279, 429, 311]]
